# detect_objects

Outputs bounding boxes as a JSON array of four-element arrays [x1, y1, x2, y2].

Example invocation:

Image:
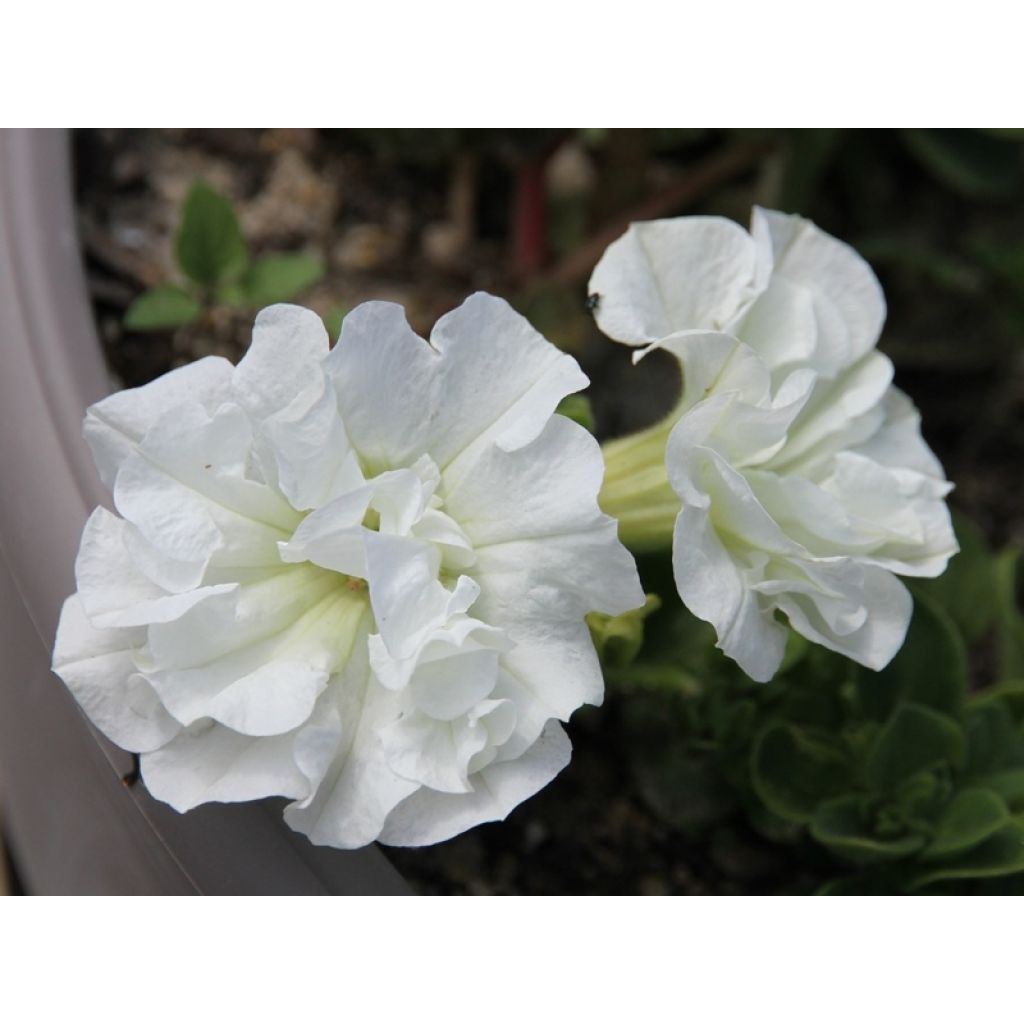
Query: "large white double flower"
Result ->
[[53, 295, 643, 848], [593, 207, 956, 682]]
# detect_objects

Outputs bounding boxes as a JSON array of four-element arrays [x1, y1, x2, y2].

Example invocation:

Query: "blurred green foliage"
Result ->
[[124, 182, 323, 332], [617, 515, 1024, 893]]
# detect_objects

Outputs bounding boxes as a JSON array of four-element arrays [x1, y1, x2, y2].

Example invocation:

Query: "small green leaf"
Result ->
[[921, 788, 1010, 860], [239, 253, 324, 307], [751, 723, 851, 823], [123, 284, 201, 331], [176, 181, 248, 287], [556, 394, 595, 433], [907, 820, 1024, 891], [811, 795, 926, 864], [865, 702, 965, 794], [901, 128, 1022, 200], [856, 594, 967, 721]]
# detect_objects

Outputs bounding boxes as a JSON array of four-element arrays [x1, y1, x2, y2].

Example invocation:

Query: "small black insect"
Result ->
[[121, 752, 141, 788], [585, 293, 601, 313]]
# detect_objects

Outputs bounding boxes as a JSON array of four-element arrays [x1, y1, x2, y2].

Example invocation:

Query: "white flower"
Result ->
[[592, 208, 956, 682], [52, 295, 643, 848]]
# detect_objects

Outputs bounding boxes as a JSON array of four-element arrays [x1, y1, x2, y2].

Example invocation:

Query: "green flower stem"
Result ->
[[600, 414, 680, 552]]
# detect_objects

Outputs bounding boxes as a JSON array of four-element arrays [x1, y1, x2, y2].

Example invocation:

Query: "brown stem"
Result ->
[[533, 139, 775, 291]]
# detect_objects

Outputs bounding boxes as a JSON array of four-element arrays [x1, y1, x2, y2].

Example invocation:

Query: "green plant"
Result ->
[[123, 182, 324, 331], [614, 515, 1024, 894]]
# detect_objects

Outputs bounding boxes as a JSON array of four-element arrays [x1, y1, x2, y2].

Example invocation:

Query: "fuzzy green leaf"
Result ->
[[751, 723, 851, 823], [176, 181, 248, 287], [865, 702, 965, 795], [811, 795, 926, 864], [123, 284, 201, 331], [921, 788, 1010, 860], [239, 253, 324, 307], [964, 699, 1024, 779], [908, 819, 1024, 891]]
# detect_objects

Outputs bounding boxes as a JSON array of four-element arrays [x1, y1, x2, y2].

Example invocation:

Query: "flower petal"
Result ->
[[427, 293, 588, 485], [377, 721, 571, 846], [283, 642, 418, 849], [775, 565, 912, 671], [327, 301, 441, 473], [52, 596, 180, 752], [750, 207, 886, 376], [83, 356, 233, 489], [588, 217, 759, 345], [671, 504, 789, 682], [75, 507, 236, 628], [446, 414, 644, 616], [232, 304, 330, 422], [141, 721, 310, 812]]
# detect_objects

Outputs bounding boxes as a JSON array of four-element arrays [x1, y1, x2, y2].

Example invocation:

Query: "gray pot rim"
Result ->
[[0, 128, 409, 894]]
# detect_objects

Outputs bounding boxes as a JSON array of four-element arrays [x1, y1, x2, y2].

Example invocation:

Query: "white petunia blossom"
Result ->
[[592, 208, 956, 682], [52, 295, 643, 848]]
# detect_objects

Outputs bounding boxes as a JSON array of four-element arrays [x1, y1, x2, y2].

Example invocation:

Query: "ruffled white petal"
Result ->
[[142, 721, 312, 812], [84, 356, 233, 489], [750, 207, 885, 377], [427, 293, 589, 485], [589, 217, 760, 345], [56, 293, 637, 850], [52, 596, 180, 752], [378, 721, 572, 846]]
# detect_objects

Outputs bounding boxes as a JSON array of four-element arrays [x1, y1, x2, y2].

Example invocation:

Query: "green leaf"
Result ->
[[811, 795, 926, 864], [239, 253, 324, 307], [901, 129, 1022, 200], [995, 548, 1024, 679], [914, 511, 997, 645], [175, 181, 248, 287], [965, 699, 1024, 778], [556, 394, 595, 433], [985, 770, 1024, 809], [123, 284, 201, 331], [921, 788, 1010, 860], [907, 819, 1024, 891], [865, 702, 965, 795], [856, 593, 967, 721], [751, 723, 852, 823], [976, 679, 1024, 724]]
